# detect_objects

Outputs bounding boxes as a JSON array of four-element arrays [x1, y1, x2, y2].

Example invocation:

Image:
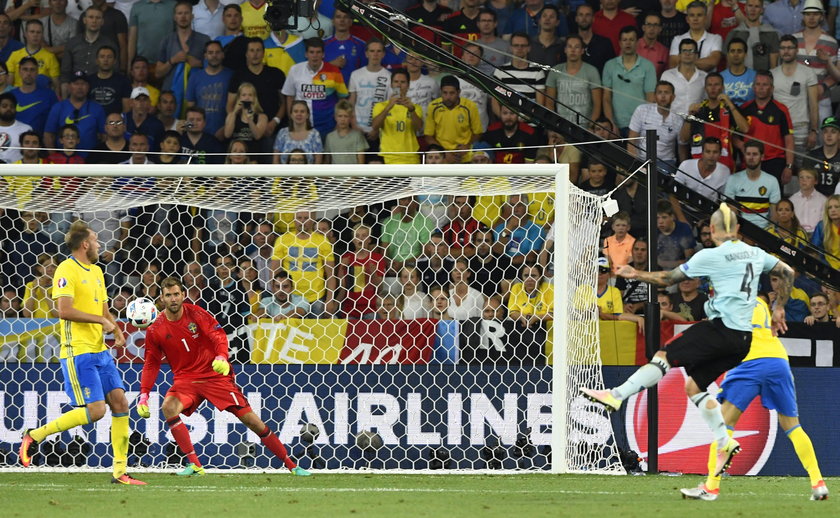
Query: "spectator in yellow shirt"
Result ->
[[508, 263, 553, 329]]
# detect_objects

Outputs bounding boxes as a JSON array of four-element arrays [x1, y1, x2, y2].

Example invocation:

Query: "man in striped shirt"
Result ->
[[724, 139, 781, 229], [491, 32, 546, 119]]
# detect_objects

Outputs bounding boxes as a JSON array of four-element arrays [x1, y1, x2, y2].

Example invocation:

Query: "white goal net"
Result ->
[[0, 163, 622, 474]]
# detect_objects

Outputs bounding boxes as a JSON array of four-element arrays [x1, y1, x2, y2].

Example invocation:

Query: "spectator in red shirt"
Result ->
[[740, 70, 795, 188], [442, 195, 481, 258], [592, 0, 638, 55], [339, 223, 385, 319], [710, 0, 745, 42], [47, 124, 85, 164], [482, 104, 539, 163], [637, 12, 669, 78]]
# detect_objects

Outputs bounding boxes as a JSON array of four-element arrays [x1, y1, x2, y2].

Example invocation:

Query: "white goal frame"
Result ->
[[0, 163, 619, 475]]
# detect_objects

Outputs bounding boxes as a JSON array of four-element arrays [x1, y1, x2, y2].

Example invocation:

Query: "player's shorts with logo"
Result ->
[[661, 318, 751, 390], [718, 357, 799, 416], [60, 350, 125, 406], [168, 376, 252, 416]]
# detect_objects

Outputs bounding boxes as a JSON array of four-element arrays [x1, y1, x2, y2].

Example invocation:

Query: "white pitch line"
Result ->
[[0, 484, 809, 498]]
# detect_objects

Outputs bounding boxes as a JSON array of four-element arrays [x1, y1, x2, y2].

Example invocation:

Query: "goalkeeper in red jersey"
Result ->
[[137, 277, 310, 477]]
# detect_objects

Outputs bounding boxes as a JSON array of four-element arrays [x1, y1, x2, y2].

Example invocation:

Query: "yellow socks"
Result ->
[[111, 413, 130, 479], [786, 425, 823, 487], [704, 427, 733, 491], [29, 407, 90, 442]]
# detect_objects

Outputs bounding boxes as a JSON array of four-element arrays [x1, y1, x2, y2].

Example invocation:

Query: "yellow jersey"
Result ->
[[52, 257, 108, 359], [271, 231, 335, 303], [528, 192, 554, 227], [573, 284, 624, 315], [463, 176, 511, 228], [372, 100, 421, 164], [2, 176, 61, 209], [743, 297, 788, 362], [7, 47, 60, 85], [264, 40, 298, 75], [241, 0, 271, 39], [23, 280, 53, 318], [424, 96, 482, 161], [508, 281, 554, 316]]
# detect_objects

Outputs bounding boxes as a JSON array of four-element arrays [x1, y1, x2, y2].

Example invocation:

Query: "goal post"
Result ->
[[0, 163, 623, 474]]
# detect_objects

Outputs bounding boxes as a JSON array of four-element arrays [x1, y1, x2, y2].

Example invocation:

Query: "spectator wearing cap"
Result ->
[[88, 45, 132, 115], [11, 56, 58, 135], [425, 74, 482, 163], [794, 0, 837, 126], [124, 86, 164, 150], [43, 71, 105, 155], [62, 6, 119, 92], [493, 194, 545, 267], [6, 20, 60, 93], [804, 116, 840, 196], [573, 256, 645, 331]]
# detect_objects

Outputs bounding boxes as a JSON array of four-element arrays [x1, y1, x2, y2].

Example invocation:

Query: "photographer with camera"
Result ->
[[224, 82, 268, 158]]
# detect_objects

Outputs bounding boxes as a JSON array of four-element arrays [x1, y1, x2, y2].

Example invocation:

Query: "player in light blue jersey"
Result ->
[[582, 203, 794, 478]]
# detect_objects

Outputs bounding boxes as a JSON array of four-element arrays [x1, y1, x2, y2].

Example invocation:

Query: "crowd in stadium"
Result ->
[[1, 0, 840, 362]]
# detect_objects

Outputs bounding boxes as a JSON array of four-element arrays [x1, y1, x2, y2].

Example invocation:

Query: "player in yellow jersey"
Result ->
[[18, 221, 145, 485], [681, 294, 828, 501]]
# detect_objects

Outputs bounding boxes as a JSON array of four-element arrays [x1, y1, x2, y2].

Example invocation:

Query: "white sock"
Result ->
[[690, 392, 729, 446], [611, 357, 669, 400]]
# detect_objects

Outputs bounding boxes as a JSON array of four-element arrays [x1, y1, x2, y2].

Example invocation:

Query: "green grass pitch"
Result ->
[[0, 473, 836, 517]]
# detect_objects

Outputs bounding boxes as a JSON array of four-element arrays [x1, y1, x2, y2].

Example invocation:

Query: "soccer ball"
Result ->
[[126, 298, 158, 329]]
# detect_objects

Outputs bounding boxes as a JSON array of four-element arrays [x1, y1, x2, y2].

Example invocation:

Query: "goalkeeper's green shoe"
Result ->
[[291, 466, 311, 477], [177, 463, 206, 477]]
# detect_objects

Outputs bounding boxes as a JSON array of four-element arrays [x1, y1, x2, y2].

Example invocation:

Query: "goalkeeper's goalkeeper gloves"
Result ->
[[212, 355, 230, 376], [137, 393, 150, 419]]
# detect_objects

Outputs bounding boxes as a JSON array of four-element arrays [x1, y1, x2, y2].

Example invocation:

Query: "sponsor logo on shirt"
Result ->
[[64, 114, 91, 124], [16, 101, 42, 112]]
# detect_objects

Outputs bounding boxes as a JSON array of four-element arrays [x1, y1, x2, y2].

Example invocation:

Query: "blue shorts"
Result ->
[[718, 357, 798, 417], [60, 350, 125, 406]]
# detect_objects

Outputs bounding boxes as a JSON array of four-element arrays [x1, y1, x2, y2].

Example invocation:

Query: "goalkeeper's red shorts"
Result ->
[[167, 377, 252, 416]]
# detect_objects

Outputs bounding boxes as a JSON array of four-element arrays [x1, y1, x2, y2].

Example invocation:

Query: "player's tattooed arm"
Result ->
[[770, 261, 794, 308], [617, 265, 688, 287]]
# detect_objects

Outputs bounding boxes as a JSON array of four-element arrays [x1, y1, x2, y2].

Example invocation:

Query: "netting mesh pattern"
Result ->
[[0, 168, 622, 473]]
